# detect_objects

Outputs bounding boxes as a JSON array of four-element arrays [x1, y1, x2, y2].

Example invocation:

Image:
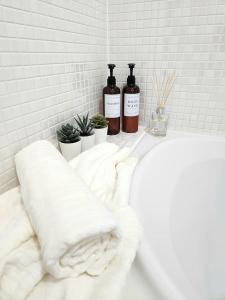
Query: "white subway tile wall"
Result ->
[[0, 0, 107, 193], [1, 0, 225, 193], [109, 0, 225, 136]]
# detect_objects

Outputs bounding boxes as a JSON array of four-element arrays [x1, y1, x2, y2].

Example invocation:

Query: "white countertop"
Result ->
[[107, 126, 225, 160], [107, 126, 165, 159], [107, 126, 146, 149]]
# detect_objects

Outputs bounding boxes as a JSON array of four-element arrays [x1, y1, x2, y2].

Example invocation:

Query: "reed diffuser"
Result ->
[[150, 70, 176, 136]]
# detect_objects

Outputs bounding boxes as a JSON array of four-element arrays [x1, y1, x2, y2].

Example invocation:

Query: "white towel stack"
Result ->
[[15, 141, 120, 279], [0, 141, 141, 300]]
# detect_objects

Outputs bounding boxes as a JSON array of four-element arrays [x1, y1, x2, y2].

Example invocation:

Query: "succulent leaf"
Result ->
[[91, 114, 108, 129], [56, 123, 80, 143], [74, 113, 94, 136]]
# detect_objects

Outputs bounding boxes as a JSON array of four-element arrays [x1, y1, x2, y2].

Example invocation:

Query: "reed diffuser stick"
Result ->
[[152, 70, 176, 108], [163, 71, 176, 105]]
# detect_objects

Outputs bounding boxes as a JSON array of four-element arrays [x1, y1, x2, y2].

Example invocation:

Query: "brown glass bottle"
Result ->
[[103, 64, 120, 135], [122, 64, 140, 133]]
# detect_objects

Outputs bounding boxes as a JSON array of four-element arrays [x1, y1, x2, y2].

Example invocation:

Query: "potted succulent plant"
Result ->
[[91, 114, 108, 144], [57, 123, 81, 160], [74, 113, 95, 151]]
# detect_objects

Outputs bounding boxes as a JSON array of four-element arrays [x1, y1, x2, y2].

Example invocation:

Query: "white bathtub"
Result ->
[[121, 133, 225, 300]]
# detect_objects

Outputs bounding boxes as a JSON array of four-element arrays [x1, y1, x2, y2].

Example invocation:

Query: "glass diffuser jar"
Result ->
[[149, 106, 168, 136]]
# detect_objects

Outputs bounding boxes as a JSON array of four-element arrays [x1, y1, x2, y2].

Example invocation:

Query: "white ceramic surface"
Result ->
[[81, 133, 95, 152], [94, 127, 108, 144], [59, 140, 81, 161], [122, 134, 225, 300]]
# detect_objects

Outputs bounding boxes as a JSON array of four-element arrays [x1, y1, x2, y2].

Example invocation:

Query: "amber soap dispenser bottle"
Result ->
[[122, 63, 140, 133], [103, 64, 120, 135]]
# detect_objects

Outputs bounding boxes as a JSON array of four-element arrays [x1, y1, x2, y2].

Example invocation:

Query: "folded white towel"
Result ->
[[0, 188, 33, 260], [15, 141, 120, 279], [0, 187, 44, 300], [69, 143, 137, 207], [0, 141, 141, 300]]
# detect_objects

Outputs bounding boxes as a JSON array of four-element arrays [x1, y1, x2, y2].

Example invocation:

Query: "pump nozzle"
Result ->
[[127, 63, 136, 85], [107, 64, 116, 85], [108, 64, 115, 76], [128, 63, 135, 76]]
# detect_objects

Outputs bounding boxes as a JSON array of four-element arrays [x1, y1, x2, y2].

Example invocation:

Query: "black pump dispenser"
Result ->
[[103, 63, 120, 135], [127, 63, 136, 85], [122, 63, 140, 133], [107, 64, 116, 85]]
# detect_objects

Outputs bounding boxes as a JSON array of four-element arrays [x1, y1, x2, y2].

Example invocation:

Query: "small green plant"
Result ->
[[91, 114, 108, 129], [57, 123, 80, 143], [74, 113, 94, 136]]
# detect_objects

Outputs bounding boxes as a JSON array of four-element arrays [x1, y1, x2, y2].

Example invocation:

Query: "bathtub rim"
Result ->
[[129, 133, 225, 300]]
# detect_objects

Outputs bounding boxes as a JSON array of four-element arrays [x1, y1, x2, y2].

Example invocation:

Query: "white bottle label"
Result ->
[[105, 94, 120, 118], [124, 93, 140, 117]]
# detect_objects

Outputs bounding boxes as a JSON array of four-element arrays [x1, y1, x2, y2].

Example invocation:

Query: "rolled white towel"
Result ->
[[15, 141, 120, 279]]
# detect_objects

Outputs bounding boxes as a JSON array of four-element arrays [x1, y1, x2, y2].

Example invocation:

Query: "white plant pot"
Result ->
[[81, 133, 95, 152], [59, 140, 81, 161], [94, 127, 108, 144]]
